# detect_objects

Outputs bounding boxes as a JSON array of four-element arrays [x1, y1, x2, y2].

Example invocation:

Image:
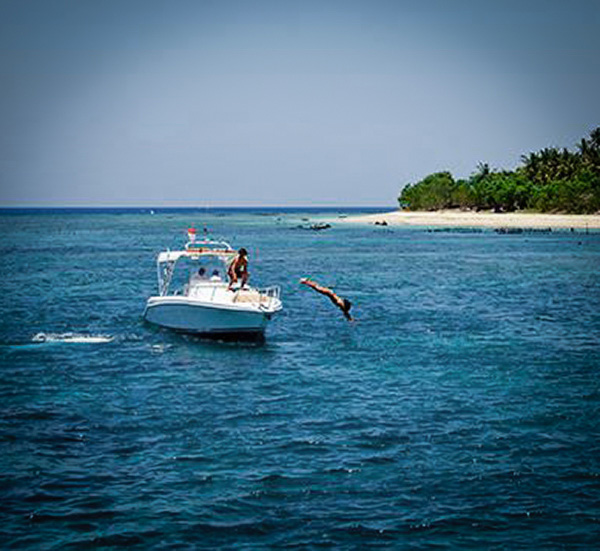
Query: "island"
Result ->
[[340, 128, 600, 229]]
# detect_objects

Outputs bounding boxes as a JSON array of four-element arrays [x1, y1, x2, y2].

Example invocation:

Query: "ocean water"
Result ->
[[1, 208, 599, 549]]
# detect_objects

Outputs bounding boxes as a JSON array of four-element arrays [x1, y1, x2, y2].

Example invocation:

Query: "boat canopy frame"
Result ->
[[156, 239, 237, 296]]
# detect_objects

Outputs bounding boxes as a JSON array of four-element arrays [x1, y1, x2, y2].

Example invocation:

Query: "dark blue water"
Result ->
[[1, 209, 599, 549]]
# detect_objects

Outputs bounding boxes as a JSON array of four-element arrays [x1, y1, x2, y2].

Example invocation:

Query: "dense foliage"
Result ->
[[398, 128, 600, 214]]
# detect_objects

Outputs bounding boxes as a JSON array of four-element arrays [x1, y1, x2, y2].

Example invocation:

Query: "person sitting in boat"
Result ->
[[189, 267, 207, 289], [228, 248, 249, 290], [210, 269, 221, 281], [300, 277, 354, 321]]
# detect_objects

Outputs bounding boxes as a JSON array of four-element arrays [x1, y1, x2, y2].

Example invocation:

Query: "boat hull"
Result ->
[[144, 297, 275, 336]]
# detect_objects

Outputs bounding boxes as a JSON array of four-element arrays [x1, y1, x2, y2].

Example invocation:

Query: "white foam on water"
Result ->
[[32, 332, 114, 344]]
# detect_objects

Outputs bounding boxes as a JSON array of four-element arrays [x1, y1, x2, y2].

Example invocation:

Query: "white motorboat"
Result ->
[[144, 228, 282, 338]]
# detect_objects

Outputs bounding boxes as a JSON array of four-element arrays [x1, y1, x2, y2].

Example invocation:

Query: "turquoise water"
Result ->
[[1, 209, 599, 549]]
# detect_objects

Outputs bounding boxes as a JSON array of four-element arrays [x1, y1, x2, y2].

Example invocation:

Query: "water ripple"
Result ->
[[1, 212, 599, 548]]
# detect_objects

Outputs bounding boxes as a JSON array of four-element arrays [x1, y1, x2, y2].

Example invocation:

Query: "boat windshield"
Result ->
[[187, 257, 226, 283], [159, 254, 229, 296]]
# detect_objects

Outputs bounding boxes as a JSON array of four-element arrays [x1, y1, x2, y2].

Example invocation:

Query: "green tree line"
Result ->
[[398, 128, 600, 214]]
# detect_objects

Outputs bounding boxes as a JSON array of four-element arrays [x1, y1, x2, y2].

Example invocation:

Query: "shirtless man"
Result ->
[[228, 248, 249, 290], [300, 277, 354, 321]]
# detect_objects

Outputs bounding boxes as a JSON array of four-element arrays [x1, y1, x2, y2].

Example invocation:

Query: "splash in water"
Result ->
[[31, 332, 114, 344]]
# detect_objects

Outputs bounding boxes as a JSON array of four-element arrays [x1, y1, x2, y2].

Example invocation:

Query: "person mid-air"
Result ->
[[300, 278, 354, 321]]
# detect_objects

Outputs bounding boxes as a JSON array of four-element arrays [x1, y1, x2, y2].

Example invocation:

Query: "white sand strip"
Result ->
[[333, 210, 600, 229]]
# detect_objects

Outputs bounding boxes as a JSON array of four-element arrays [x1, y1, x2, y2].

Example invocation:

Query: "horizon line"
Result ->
[[0, 204, 394, 210]]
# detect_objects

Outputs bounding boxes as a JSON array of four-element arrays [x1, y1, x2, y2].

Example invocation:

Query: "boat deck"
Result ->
[[185, 281, 278, 308]]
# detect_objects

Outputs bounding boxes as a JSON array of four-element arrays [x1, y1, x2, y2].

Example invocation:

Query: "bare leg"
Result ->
[[228, 272, 237, 290], [300, 278, 336, 299]]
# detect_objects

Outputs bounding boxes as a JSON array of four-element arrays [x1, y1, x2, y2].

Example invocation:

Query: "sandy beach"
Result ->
[[334, 210, 600, 230]]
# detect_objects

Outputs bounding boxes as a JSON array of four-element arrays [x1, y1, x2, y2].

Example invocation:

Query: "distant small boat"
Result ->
[[295, 222, 331, 231], [143, 228, 282, 338]]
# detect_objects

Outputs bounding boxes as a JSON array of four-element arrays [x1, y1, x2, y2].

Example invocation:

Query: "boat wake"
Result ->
[[31, 332, 114, 344]]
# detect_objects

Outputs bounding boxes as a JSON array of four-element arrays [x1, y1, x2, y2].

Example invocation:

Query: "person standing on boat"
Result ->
[[228, 248, 249, 290], [300, 278, 354, 321]]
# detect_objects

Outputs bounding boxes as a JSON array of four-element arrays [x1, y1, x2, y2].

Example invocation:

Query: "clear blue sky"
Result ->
[[1, 0, 598, 207]]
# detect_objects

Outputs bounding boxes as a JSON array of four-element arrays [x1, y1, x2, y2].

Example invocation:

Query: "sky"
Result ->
[[0, 0, 598, 207]]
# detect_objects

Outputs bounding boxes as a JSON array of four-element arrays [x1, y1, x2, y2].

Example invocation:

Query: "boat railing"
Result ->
[[257, 285, 281, 309]]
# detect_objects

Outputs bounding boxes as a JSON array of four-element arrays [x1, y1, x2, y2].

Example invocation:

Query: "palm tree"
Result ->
[[576, 130, 600, 174], [589, 127, 600, 150], [472, 162, 491, 184], [577, 138, 589, 156], [521, 152, 539, 182]]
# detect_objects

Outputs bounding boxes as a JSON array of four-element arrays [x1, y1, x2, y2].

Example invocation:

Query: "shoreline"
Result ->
[[332, 210, 600, 230]]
